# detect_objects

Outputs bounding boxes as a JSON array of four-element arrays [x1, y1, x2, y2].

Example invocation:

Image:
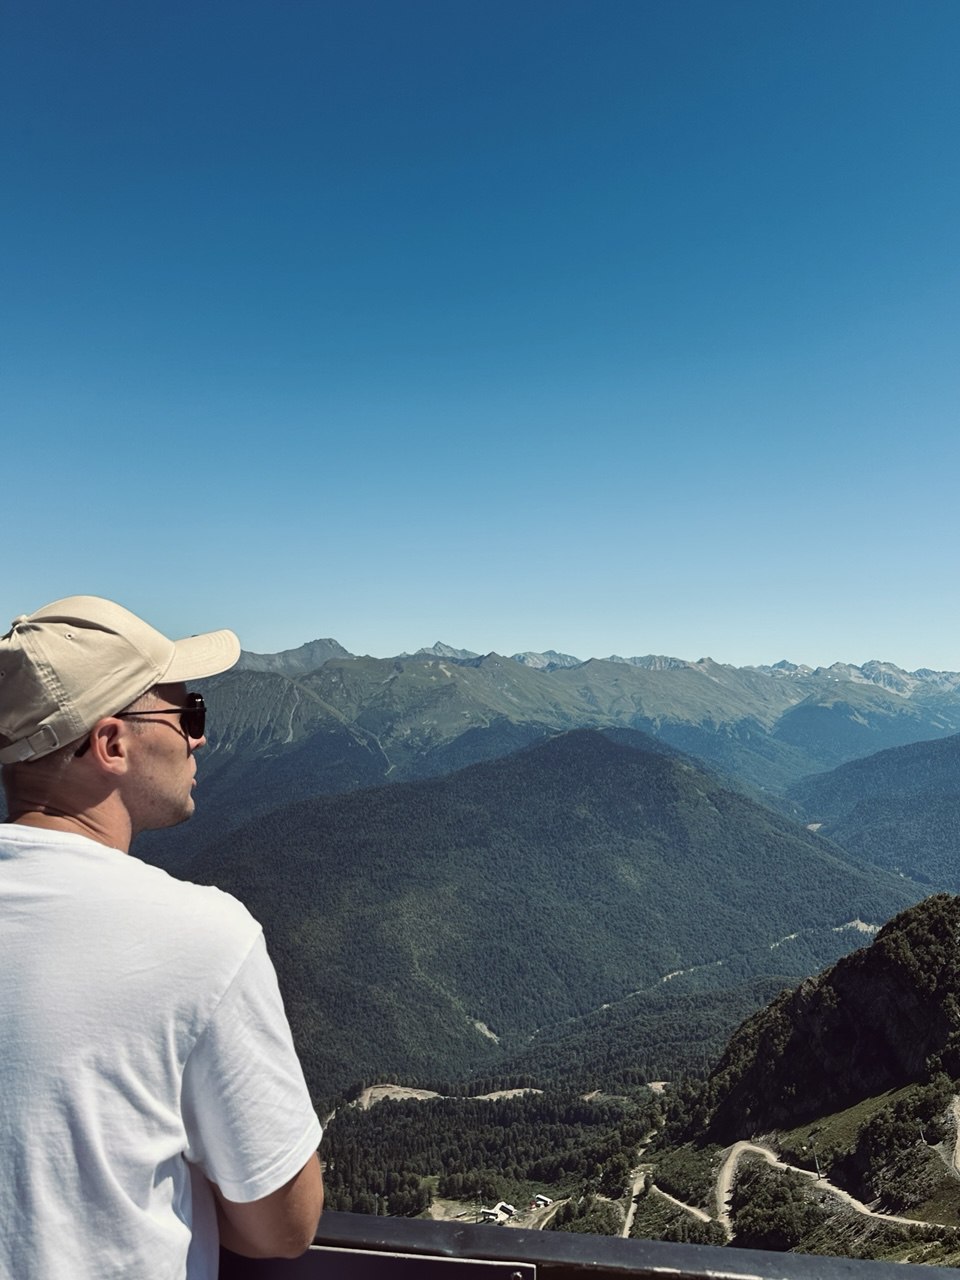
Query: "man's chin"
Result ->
[[160, 801, 196, 830]]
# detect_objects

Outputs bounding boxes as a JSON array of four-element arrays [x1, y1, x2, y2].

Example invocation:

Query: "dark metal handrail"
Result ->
[[219, 1210, 960, 1279]]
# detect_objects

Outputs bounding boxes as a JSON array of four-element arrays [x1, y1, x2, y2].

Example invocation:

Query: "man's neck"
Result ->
[[8, 809, 131, 853]]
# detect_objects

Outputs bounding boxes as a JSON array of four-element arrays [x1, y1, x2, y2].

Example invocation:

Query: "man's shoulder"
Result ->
[[129, 855, 259, 934], [108, 862, 266, 1000], [2, 824, 262, 961], [112, 852, 263, 962]]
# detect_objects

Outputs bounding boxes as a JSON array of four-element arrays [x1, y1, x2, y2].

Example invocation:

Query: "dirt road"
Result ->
[[715, 1140, 940, 1240]]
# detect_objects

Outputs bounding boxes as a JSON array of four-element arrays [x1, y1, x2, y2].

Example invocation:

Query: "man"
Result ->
[[0, 596, 323, 1279]]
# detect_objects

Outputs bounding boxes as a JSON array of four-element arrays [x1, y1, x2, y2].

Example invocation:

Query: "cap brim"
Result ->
[[162, 629, 241, 683]]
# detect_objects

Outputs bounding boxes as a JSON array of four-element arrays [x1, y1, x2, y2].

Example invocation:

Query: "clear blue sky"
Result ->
[[4, 1, 959, 669]]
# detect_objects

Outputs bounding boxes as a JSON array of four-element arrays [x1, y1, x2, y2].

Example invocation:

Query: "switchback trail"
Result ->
[[715, 1141, 941, 1241]]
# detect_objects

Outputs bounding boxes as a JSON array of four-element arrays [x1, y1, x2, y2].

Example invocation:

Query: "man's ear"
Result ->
[[85, 719, 130, 772]]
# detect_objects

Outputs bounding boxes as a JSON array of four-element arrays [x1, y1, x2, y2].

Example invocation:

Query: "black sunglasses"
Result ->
[[75, 692, 206, 757]]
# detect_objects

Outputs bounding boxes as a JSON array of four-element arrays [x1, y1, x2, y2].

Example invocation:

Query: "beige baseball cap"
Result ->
[[0, 596, 241, 764]]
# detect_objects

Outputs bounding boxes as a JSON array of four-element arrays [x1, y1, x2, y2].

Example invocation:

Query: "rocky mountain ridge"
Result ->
[[236, 636, 960, 695], [187, 645, 960, 814]]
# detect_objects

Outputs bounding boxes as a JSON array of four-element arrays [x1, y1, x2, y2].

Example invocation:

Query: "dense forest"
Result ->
[[491, 977, 824, 1091], [677, 895, 960, 1142], [320, 1091, 658, 1215], [179, 729, 917, 1102], [790, 735, 960, 892]]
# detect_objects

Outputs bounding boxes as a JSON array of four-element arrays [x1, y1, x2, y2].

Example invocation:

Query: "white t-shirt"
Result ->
[[0, 824, 322, 1280]]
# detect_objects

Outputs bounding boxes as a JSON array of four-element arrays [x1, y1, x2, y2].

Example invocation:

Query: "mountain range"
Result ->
[[132, 630, 960, 1255], [152, 728, 921, 1103], [153, 643, 960, 862], [130, 634, 960, 1098], [238, 640, 960, 695]]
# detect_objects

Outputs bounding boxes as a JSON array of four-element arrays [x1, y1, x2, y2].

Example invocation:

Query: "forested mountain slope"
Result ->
[[690, 894, 960, 1143], [205, 650, 960, 793], [160, 730, 921, 1102], [141, 651, 960, 871], [789, 735, 960, 891], [635, 895, 960, 1261]]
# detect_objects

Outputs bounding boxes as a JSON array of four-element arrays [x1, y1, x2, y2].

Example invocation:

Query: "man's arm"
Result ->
[[181, 928, 324, 1254], [214, 1153, 324, 1259]]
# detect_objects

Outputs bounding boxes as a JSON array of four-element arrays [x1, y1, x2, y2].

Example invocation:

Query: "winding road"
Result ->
[[713, 1141, 937, 1241], [620, 1100, 960, 1246]]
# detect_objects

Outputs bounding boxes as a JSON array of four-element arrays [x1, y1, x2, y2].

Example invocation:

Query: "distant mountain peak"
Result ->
[[815, 660, 938, 696], [604, 654, 690, 671], [412, 642, 481, 660], [236, 638, 352, 676], [511, 650, 582, 670], [751, 660, 815, 677]]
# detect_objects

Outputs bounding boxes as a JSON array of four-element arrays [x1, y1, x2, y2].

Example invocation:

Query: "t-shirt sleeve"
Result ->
[[181, 932, 322, 1203]]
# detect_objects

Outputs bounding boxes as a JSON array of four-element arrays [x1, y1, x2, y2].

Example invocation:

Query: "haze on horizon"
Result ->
[[4, 1, 959, 672]]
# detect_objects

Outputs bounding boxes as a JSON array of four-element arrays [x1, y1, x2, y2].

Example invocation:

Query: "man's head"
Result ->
[[0, 597, 239, 840], [0, 596, 239, 764]]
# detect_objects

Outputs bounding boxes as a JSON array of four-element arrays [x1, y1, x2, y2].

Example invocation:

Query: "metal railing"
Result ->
[[218, 1210, 960, 1280]]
